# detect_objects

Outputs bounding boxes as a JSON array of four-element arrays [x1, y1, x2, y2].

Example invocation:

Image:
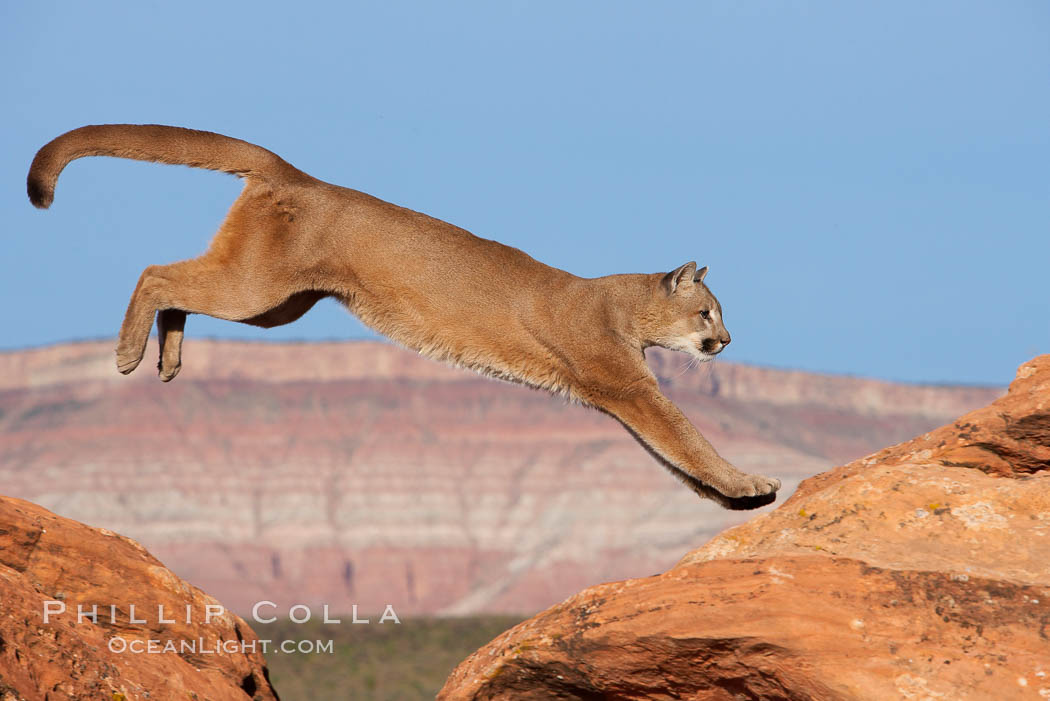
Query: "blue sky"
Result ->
[[2, 2, 1047, 384]]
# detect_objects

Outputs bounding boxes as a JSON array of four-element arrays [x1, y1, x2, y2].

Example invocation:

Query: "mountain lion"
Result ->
[[27, 124, 781, 510]]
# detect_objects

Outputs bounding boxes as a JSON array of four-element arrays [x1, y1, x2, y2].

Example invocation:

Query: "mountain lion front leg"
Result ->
[[596, 382, 781, 500]]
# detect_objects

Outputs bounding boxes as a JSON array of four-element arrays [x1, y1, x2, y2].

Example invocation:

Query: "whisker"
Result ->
[[672, 357, 694, 379]]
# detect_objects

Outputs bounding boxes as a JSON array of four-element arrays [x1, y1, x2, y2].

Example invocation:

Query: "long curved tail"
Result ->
[[27, 124, 306, 209]]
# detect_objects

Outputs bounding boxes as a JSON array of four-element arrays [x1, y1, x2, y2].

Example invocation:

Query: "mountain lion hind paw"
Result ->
[[115, 352, 143, 375]]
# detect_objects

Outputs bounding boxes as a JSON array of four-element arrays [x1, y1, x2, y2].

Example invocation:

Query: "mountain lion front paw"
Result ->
[[716, 472, 781, 498]]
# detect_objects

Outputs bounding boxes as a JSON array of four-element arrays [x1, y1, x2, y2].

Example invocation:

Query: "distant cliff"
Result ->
[[0, 339, 1000, 616], [440, 356, 1050, 699]]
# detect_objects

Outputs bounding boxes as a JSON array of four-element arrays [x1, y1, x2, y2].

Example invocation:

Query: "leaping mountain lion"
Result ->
[[27, 124, 781, 510]]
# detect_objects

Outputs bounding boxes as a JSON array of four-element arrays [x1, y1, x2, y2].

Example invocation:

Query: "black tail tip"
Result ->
[[27, 178, 53, 209]]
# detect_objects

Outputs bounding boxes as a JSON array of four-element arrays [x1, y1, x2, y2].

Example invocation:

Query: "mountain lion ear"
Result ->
[[663, 261, 697, 294], [695, 265, 708, 283]]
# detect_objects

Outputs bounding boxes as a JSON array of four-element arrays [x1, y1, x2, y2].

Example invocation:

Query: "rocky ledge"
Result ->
[[440, 356, 1050, 700], [0, 497, 276, 701]]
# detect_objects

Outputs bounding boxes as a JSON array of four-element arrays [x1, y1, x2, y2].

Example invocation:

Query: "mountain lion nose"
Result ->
[[721, 335, 731, 346]]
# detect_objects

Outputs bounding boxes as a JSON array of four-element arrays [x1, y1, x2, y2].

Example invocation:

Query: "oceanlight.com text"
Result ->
[[107, 637, 336, 655]]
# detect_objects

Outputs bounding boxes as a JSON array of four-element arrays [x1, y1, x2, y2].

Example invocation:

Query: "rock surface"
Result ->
[[0, 496, 276, 701], [0, 339, 1000, 616], [440, 356, 1050, 700]]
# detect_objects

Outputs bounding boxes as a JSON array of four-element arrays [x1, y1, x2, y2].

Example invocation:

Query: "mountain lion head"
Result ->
[[650, 261, 731, 362]]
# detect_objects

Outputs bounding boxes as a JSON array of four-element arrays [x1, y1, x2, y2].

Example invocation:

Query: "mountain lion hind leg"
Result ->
[[156, 309, 186, 381], [117, 256, 325, 380], [152, 290, 326, 381]]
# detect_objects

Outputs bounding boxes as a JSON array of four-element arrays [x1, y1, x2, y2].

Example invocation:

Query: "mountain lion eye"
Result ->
[[699, 310, 710, 320]]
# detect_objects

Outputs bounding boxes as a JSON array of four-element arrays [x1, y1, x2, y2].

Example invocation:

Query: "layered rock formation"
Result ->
[[0, 496, 276, 700], [440, 356, 1050, 699], [0, 339, 1000, 616]]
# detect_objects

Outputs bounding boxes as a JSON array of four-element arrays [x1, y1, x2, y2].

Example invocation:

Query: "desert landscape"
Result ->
[[2, 341, 1046, 700], [0, 339, 999, 618]]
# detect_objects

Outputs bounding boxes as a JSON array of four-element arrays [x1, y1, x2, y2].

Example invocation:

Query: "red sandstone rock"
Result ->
[[0, 496, 276, 701], [440, 356, 1050, 700]]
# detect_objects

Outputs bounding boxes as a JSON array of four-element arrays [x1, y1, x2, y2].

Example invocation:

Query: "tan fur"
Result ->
[[28, 124, 781, 509]]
